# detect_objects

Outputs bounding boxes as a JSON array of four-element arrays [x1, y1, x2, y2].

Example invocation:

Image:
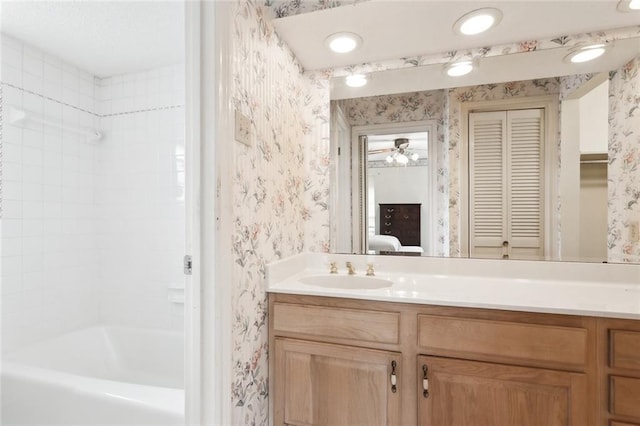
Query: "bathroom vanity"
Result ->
[[267, 253, 640, 426]]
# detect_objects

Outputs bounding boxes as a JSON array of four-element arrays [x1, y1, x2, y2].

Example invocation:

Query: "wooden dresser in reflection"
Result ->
[[379, 203, 421, 246]]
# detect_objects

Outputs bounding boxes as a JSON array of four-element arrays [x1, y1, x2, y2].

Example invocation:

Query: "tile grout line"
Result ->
[[1, 81, 184, 118]]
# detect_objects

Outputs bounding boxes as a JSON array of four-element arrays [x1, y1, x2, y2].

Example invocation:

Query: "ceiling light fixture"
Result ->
[[345, 74, 368, 88], [325, 32, 363, 53], [444, 60, 474, 77], [453, 8, 502, 35], [565, 44, 607, 64], [617, 0, 640, 12]]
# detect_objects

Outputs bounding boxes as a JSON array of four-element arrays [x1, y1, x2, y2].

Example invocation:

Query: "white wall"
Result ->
[[368, 165, 430, 251], [1, 35, 185, 352], [95, 66, 185, 330], [1, 35, 101, 351], [579, 80, 609, 155]]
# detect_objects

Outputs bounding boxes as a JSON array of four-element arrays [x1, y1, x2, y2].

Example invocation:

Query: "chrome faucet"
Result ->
[[346, 262, 356, 275], [329, 262, 338, 274]]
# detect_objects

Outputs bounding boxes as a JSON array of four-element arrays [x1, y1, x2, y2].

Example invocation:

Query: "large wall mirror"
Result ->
[[328, 29, 640, 264]]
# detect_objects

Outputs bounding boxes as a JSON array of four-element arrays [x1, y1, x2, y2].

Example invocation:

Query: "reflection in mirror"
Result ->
[[367, 131, 430, 256], [330, 44, 640, 263]]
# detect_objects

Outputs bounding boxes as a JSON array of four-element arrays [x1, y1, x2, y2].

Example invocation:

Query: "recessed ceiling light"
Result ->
[[444, 61, 474, 77], [617, 0, 640, 12], [453, 8, 502, 35], [325, 32, 363, 53], [565, 44, 607, 64], [345, 74, 368, 87]]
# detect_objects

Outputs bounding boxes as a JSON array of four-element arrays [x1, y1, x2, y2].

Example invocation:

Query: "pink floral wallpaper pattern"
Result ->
[[231, 1, 328, 424], [264, 0, 368, 19], [608, 55, 640, 263]]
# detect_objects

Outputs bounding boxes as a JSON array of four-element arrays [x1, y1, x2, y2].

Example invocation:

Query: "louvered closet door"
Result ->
[[469, 112, 508, 258], [469, 109, 544, 260]]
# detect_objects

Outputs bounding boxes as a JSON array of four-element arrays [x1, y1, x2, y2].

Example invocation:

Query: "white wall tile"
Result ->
[[2, 36, 186, 353], [23, 53, 43, 78], [2, 44, 22, 69], [2, 65, 23, 87]]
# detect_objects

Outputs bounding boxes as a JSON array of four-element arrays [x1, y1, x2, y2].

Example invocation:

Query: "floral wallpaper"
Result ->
[[608, 55, 640, 263], [264, 0, 368, 19], [231, 0, 328, 423]]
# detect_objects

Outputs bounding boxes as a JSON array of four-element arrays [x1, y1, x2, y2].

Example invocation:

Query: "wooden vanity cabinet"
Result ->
[[274, 339, 402, 426], [598, 318, 640, 426], [269, 294, 600, 426], [417, 356, 588, 426]]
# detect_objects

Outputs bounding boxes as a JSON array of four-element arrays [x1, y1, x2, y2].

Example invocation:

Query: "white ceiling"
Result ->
[[1, 1, 185, 77], [273, 1, 640, 71]]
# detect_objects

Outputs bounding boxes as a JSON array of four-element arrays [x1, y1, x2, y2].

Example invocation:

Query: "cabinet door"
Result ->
[[418, 356, 588, 426], [274, 338, 402, 426]]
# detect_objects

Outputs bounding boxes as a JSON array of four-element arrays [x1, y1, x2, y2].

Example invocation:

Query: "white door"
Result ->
[[469, 109, 545, 260]]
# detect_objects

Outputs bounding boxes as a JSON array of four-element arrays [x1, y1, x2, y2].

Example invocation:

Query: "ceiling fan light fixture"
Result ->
[[346, 74, 368, 87], [565, 44, 607, 64], [617, 0, 640, 11], [453, 8, 502, 36], [325, 32, 363, 53], [444, 60, 474, 77]]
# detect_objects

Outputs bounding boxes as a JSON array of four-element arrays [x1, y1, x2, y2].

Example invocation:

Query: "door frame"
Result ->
[[185, 2, 233, 425], [350, 120, 437, 255], [460, 95, 559, 259]]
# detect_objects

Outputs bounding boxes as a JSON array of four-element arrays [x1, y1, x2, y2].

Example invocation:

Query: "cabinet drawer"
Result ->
[[610, 376, 640, 418], [273, 303, 400, 345], [611, 330, 640, 371], [418, 315, 588, 369], [611, 422, 640, 426]]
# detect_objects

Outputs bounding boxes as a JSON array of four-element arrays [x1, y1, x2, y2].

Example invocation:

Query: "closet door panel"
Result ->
[[507, 108, 544, 259], [469, 111, 508, 258]]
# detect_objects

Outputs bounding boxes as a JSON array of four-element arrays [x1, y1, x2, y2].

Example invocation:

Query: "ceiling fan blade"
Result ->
[[368, 148, 394, 154]]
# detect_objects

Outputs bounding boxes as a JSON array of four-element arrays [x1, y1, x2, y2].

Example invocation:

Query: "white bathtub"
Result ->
[[1, 326, 184, 425]]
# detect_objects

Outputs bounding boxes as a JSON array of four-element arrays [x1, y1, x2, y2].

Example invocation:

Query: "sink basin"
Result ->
[[299, 275, 393, 290]]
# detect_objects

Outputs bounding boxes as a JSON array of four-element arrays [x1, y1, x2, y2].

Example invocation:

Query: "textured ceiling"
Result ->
[[2, 1, 185, 77]]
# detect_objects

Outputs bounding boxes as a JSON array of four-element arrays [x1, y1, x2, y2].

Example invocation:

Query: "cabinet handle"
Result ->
[[385, 222, 392, 226], [390, 360, 397, 393], [387, 208, 395, 212], [384, 231, 392, 235], [384, 215, 392, 219], [404, 215, 409, 219], [422, 364, 429, 398]]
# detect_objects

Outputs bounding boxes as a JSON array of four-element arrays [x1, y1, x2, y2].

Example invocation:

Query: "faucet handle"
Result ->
[[330, 262, 338, 274], [346, 261, 356, 275], [366, 263, 375, 276]]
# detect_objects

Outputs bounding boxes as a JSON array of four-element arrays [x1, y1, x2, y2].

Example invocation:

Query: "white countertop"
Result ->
[[266, 253, 640, 320]]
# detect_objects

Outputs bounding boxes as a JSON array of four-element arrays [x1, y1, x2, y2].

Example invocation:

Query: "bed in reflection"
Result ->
[[369, 235, 424, 256]]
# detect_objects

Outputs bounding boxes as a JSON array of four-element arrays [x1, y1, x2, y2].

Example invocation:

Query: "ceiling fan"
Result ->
[[368, 137, 425, 164]]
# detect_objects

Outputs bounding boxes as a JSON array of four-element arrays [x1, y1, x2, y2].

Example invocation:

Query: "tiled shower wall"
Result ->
[[95, 66, 185, 330], [1, 35, 185, 352], [1, 35, 101, 351]]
